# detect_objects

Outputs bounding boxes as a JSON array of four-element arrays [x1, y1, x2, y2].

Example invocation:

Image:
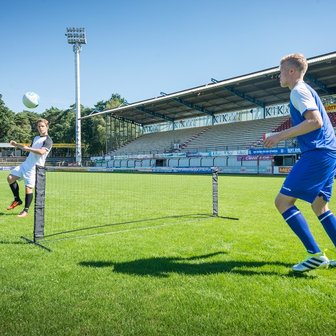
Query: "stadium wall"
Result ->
[[91, 147, 300, 175]]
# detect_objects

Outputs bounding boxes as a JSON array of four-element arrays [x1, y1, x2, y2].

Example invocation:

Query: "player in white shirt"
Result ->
[[7, 119, 53, 218]]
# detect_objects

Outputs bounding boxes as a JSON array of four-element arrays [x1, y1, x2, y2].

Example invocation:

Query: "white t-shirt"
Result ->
[[23, 135, 53, 169], [11, 135, 53, 187], [290, 81, 318, 115]]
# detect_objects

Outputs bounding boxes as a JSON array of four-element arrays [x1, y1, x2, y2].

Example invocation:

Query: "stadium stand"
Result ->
[[181, 116, 291, 152], [110, 116, 291, 155], [110, 126, 210, 155], [85, 51, 336, 173], [0, 156, 25, 166], [328, 112, 336, 126]]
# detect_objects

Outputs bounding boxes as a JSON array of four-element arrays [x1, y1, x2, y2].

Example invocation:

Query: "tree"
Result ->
[[0, 94, 15, 142], [42, 107, 76, 143], [82, 110, 106, 156], [0, 92, 129, 157], [82, 93, 127, 156], [8, 111, 41, 143], [105, 93, 128, 110]]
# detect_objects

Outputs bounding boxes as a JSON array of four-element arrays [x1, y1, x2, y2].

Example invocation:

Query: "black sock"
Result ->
[[24, 193, 34, 212], [10, 182, 21, 202]]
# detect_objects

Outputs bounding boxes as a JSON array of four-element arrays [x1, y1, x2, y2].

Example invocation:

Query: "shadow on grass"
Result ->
[[44, 213, 233, 240], [79, 251, 308, 278], [0, 240, 26, 245], [0, 211, 21, 216]]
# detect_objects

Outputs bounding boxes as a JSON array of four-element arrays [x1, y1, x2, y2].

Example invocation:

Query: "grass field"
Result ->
[[1, 170, 336, 336]]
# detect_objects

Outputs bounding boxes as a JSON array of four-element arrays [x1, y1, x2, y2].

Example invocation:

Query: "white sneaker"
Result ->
[[292, 253, 329, 272], [329, 260, 336, 268]]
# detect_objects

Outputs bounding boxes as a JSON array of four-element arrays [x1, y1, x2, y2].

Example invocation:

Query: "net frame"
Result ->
[[23, 167, 223, 250]]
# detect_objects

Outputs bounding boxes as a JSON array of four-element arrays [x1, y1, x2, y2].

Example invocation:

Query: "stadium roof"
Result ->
[[83, 51, 336, 125]]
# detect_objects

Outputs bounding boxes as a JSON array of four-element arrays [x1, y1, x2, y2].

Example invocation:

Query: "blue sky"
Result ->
[[1, 0, 335, 113]]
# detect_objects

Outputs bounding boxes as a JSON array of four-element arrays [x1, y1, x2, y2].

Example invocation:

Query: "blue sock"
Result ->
[[282, 206, 321, 254], [318, 210, 336, 247]]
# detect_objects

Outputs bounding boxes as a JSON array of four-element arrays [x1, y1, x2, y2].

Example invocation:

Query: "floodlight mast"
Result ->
[[65, 27, 87, 166]]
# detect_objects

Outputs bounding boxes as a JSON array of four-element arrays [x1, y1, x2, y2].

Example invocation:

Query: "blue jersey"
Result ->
[[290, 81, 336, 153]]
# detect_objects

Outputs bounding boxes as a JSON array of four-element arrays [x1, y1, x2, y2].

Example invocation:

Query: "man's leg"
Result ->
[[275, 193, 321, 254], [7, 174, 22, 210], [312, 196, 336, 247], [17, 186, 33, 218], [275, 193, 328, 272]]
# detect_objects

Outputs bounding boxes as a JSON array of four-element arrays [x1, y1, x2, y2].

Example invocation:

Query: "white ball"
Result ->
[[22, 92, 40, 109]]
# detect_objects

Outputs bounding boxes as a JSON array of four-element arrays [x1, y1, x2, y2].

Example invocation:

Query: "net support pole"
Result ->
[[212, 167, 219, 216], [21, 165, 51, 251], [34, 165, 46, 240]]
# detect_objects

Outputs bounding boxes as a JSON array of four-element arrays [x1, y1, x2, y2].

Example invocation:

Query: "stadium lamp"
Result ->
[[65, 27, 87, 166]]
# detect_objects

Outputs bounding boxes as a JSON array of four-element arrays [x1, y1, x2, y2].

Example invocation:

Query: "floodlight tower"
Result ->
[[65, 27, 87, 166]]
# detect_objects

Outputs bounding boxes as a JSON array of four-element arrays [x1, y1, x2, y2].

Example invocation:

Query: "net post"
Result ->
[[34, 165, 46, 241], [21, 165, 51, 251], [212, 167, 219, 217]]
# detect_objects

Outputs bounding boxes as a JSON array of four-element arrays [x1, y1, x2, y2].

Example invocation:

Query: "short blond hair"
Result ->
[[280, 53, 308, 75], [36, 118, 49, 127]]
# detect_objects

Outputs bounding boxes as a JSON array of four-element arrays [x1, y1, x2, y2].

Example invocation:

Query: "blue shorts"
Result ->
[[280, 149, 336, 203]]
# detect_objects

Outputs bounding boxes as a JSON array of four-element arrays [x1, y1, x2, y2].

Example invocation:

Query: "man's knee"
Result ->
[[275, 193, 296, 214], [25, 186, 33, 194], [311, 196, 329, 216], [7, 174, 16, 184], [274, 194, 284, 213]]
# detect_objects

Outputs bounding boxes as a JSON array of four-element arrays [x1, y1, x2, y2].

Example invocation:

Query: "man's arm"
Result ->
[[10, 140, 48, 155], [264, 109, 323, 148]]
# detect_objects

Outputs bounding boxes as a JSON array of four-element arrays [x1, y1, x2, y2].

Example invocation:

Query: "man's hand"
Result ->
[[263, 133, 282, 148], [9, 140, 28, 150]]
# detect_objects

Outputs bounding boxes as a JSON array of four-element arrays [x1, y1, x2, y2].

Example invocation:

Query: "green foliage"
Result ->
[[8, 112, 39, 143], [43, 108, 76, 143], [82, 112, 106, 155], [0, 95, 15, 142], [0, 93, 128, 156], [81, 93, 127, 156]]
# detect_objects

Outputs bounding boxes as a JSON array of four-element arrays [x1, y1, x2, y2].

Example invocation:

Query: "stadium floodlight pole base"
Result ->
[[20, 236, 52, 252]]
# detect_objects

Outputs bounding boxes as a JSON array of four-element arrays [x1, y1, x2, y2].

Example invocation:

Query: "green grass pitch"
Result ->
[[1, 170, 336, 336]]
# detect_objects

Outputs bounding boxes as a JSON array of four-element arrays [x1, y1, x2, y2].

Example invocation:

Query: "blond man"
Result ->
[[264, 54, 336, 272]]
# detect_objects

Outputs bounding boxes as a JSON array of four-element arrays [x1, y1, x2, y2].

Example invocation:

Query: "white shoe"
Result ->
[[17, 210, 29, 218], [329, 260, 336, 268], [292, 253, 329, 272]]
